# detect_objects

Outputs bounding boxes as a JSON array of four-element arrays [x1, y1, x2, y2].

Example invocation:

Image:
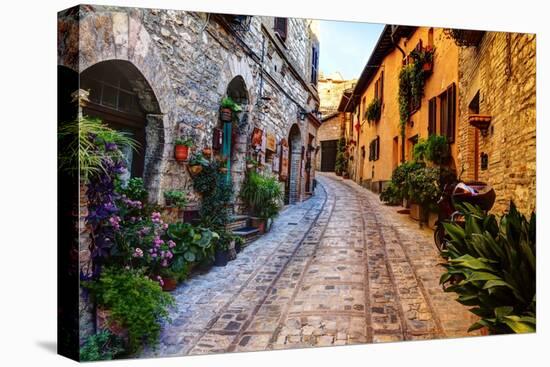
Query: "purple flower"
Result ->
[[105, 142, 118, 151], [168, 240, 176, 248]]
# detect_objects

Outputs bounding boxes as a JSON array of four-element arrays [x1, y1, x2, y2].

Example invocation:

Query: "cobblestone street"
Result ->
[[142, 173, 479, 358]]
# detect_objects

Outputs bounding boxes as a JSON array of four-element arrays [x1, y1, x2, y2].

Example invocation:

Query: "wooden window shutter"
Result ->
[[375, 136, 380, 161], [379, 71, 384, 105], [448, 83, 456, 143], [428, 97, 437, 135], [274, 18, 288, 41]]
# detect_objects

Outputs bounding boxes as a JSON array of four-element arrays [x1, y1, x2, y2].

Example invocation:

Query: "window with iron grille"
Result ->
[[274, 18, 288, 42], [439, 83, 456, 143]]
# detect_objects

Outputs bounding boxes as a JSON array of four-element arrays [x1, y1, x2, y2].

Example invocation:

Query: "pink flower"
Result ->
[[156, 275, 164, 287], [162, 223, 169, 230], [151, 212, 162, 223], [133, 248, 144, 258], [151, 253, 157, 258], [161, 260, 168, 267], [168, 240, 176, 248]]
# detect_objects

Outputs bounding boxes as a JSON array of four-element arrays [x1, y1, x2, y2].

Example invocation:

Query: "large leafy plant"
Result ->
[[84, 268, 175, 352], [166, 222, 219, 265], [240, 171, 283, 220], [440, 202, 536, 334]]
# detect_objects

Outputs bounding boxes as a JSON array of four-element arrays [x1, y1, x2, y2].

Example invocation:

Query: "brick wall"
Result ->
[[457, 32, 536, 215]]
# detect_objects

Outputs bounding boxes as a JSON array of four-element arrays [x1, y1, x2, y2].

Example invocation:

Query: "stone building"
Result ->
[[348, 25, 460, 193], [58, 4, 321, 208], [58, 4, 321, 344], [316, 73, 356, 171], [456, 31, 536, 214]]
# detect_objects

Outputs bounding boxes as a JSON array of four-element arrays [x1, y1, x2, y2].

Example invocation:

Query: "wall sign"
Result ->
[[251, 127, 263, 149], [266, 133, 276, 152], [279, 139, 289, 181]]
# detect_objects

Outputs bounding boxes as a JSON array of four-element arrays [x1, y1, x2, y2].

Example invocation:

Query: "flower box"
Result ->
[[468, 114, 492, 136]]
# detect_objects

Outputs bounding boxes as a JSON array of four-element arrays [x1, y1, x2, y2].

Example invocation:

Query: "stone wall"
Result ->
[[58, 5, 320, 207], [457, 32, 536, 215], [318, 76, 356, 117]]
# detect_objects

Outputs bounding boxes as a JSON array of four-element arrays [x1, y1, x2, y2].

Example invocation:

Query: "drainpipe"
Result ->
[[390, 25, 406, 163]]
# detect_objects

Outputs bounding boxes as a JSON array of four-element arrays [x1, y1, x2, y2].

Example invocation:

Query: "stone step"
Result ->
[[232, 226, 261, 244], [225, 214, 250, 231]]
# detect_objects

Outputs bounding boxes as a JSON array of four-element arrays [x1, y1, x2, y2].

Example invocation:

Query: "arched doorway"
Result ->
[[286, 124, 302, 204], [221, 76, 250, 189], [80, 60, 162, 184]]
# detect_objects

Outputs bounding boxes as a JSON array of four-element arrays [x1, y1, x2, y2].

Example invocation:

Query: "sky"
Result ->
[[318, 20, 385, 80]]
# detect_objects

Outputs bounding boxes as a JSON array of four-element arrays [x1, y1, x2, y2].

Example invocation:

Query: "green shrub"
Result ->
[[440, 202, 536, 334], [414, 135, 450, 165], [192, 159, 233, 230], [335, 138, 347, 175], [79, 331, 125, 361], [116, 177, 148, 203], [85, 268, 175, 352], [240, 171, 283, 220], [163, 190, 188, 208], [379, 182, 402, 205], [406, 166, 441, 212]]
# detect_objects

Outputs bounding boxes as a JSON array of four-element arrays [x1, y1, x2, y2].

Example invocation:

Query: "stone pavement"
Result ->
[[141, 173, 479, 358]]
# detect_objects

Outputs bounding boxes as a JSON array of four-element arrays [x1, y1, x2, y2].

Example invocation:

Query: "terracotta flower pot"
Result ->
[[188, 165, 203, 176], [251, 217, 266, 234], [96, 307, 128, 342], [174, 145, 189, 161], [220, 108, 233, 122], [161, 277, 177, 292]]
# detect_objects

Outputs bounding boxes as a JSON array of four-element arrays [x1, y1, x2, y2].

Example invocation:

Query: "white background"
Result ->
[[0, 0, 546, 365]]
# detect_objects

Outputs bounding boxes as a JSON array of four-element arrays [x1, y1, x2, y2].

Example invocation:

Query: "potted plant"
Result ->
[[187, 152, 209, 176], [163, 190, 188, 209], [84, 268, 174, 353], [174, 137, 193, 162], [240, 171, 283, 234], [214, 237, 229, 267], [220, 96, 242, 122]]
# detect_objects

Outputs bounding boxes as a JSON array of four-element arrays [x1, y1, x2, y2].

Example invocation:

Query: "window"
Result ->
[[439, 83, 457, 143], [361, 96, 366, 120], [369, 136, 380, 161], [311, 45, 319, 84], [374, 71, 384, 105], [428, 97, 437, 135], [274, 18, 288, 42]]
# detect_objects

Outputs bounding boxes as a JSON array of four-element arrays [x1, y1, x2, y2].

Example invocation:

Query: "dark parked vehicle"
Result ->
[[434, 181, 496, 252]]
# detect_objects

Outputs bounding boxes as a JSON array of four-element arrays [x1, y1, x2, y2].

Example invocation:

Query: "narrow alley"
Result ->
[[142, 173, 478, 358]]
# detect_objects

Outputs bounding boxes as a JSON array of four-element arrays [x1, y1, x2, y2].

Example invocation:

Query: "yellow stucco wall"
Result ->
[[354, 27, 459, 189]]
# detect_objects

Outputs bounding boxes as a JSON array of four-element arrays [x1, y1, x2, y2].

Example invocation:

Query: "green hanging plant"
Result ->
[[365, 97, 382, 122]]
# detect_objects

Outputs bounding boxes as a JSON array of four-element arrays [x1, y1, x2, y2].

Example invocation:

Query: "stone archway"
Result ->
[[58, 8, 176, 203], [224, 76, 250, 188], [287, 124, 303, 204]]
